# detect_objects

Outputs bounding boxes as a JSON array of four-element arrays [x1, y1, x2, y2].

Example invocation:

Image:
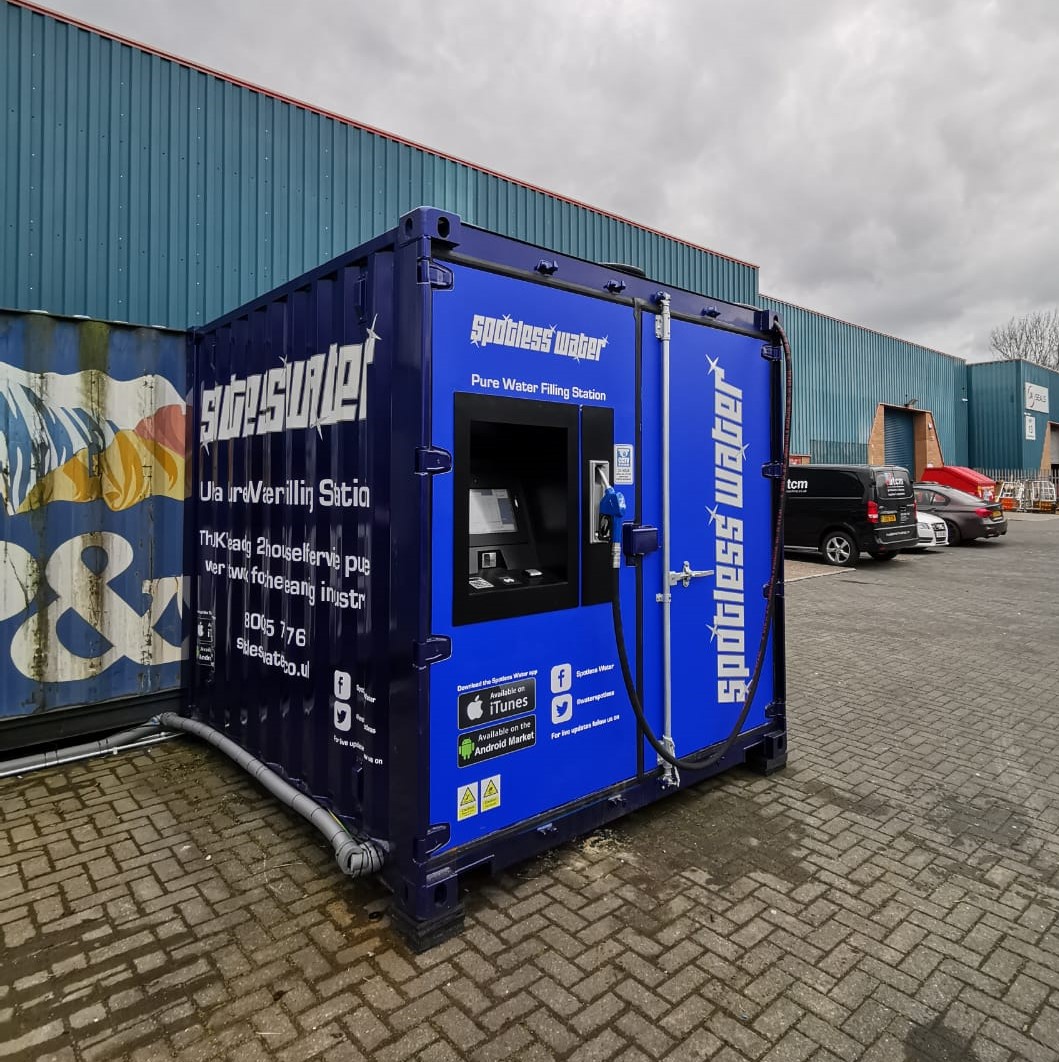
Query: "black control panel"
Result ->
[[452, 394, 580, 625]]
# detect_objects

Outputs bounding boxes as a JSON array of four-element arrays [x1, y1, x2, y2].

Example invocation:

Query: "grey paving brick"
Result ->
[[4, 517, 1059, 1061]]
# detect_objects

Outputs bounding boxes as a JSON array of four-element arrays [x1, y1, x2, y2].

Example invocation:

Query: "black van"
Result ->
[[785, 464, 918, 566]]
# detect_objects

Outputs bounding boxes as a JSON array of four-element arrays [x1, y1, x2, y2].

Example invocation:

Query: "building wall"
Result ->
[[967, 361, 1021, 469], [968, 360, 1059, 472], [1021, 362, 1059, 470], [1, 0, 758, 330], [761, 297, 969, 467], [15, 3, 1054, 482]]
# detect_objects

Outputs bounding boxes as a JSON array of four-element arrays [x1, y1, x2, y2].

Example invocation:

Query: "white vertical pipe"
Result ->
[[656, 295, 676, 777]]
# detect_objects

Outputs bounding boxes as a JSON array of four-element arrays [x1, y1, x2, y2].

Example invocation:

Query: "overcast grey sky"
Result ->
[[43, 0, 1059, 361]]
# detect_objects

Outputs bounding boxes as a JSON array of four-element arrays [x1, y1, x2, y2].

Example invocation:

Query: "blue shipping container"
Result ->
[[185, 208, 787, 946], [0, 311, 185, 748]]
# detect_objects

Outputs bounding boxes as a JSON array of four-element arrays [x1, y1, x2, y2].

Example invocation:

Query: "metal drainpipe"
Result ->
[[655, 294, 679, 787]]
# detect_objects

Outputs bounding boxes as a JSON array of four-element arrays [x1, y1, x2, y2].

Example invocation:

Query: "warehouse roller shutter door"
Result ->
[[884, 408, 916, 474]]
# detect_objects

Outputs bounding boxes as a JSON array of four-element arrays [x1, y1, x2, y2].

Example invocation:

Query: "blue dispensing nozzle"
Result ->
[[595, 465, 627, 568]]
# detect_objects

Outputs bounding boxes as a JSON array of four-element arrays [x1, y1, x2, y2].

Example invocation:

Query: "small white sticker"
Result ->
[[614, 444, 634, 485], [481, 775, 501, 811], [457, 783, 479, 821]]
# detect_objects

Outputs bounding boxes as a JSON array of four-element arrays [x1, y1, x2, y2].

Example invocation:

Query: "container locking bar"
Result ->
[[654, 292, 679, 789], [669, 561, 714, 589]]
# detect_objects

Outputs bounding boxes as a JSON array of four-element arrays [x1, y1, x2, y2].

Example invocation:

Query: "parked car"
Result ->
[[907, 510, 949, 549], [785, 464, 919, 566], [913, 483, 1008, 544]]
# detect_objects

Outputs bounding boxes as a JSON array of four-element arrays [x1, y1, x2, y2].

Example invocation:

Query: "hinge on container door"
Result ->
[[417, 259, 454, 289], [761, 342, 782, 362], [763, 581, 785, 599], [761, 461, 783, 479], [415, 446, 452, 475], [414, 635, 452, 669], [765, 701, 786, 721]]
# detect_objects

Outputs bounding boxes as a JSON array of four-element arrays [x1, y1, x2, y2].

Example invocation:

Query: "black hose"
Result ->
[[613, 317, 793, 773]]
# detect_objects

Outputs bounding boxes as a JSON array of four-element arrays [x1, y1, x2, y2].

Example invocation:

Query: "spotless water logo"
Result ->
[[469, 313, 608, 362], [705, 354, 750, 705]]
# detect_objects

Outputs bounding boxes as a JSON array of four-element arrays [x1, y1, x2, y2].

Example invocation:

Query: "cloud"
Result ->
[[40, 0, 1059, 360]]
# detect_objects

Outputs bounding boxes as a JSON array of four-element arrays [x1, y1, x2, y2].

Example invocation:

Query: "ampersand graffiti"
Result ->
[[5, 533, 183, 683]]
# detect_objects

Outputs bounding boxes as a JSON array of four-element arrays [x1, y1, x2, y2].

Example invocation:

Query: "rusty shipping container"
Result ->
[[0, 310, 186, 750]]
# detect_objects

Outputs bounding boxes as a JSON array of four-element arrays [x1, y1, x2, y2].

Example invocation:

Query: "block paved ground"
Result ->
[[2, 514, 1059, 1061]]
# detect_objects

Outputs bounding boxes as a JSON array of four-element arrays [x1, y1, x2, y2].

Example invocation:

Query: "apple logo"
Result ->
[[466, 696, 484, 721]]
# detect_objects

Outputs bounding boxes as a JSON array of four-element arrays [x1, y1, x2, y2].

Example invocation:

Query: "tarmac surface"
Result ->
[[2, 513, 1058, 1061]]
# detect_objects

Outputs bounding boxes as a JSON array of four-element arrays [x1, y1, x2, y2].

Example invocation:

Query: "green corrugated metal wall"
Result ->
[[761, 296, 969, 466], [1, 1, 758, 329]]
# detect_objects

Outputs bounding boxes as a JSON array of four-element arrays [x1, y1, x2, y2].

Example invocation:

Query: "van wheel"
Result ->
[[821, 530, 857, 567], [868, 550, 896, 562]]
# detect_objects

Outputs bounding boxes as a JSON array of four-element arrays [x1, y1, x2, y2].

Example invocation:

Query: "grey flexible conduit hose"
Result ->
[[158, 713, 387, 878], [0, 724, 174, 779]]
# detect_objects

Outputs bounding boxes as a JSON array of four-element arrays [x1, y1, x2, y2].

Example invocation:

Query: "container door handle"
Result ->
[[669, 560, 713, 589]]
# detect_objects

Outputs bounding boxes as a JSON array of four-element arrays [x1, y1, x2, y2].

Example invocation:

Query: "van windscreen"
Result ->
[[875, 470, 912, 499]]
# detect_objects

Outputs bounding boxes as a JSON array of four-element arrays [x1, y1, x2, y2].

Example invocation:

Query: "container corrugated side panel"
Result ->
[[0, 310, 185, 722], [186, 243, 395, 827], [1, 1, 758, 330], [761, 297, 969, 465]]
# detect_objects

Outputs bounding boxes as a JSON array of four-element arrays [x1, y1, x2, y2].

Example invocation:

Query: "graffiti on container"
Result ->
[[1, 534, 183, 682], [0, 355, 185, 705], [0, 363, 184, 514]]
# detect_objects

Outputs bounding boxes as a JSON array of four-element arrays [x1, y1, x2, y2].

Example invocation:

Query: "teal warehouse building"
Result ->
[[0, 0, 1053, 739]]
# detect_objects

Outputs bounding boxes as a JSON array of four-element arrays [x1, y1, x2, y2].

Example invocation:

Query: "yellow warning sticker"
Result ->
[[457, 783, 479, 821], [481, 775, 501, 812]]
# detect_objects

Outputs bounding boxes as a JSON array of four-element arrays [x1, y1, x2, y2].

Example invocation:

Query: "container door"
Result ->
[[639, 314, 777, 762], [426, 263, 642, 851]]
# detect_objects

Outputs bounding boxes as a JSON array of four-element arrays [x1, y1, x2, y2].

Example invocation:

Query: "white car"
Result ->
[[910, 510, 949, 549]]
